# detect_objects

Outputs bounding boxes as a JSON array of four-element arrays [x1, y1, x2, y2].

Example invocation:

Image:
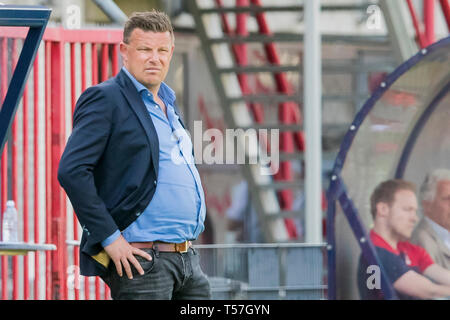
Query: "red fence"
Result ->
[[0, 26, 122, 300]]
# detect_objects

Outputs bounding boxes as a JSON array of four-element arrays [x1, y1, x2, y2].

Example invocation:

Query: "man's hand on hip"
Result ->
[[104, 235, 152, 279]]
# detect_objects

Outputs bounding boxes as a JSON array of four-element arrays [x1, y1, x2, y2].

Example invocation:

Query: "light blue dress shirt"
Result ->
[[101, 67, 206, 246]]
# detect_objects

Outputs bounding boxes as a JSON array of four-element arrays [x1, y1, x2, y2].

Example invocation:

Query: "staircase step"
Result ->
[[321, 34, 389, 46], [206, 33, 389, 46], [218, 62, 394, 74], [198, 4, 369, 14], [207, 34, 300, 44], [199, 5, 303, 14]]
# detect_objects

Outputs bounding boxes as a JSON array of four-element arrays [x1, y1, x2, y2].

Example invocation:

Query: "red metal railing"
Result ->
[[0, 26, 122, 300], [407, 0, 450, 48], [1, 36, 8, 301], [440, 0, 450, 30]]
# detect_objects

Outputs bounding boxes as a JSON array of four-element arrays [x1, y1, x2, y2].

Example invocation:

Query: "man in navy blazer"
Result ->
[[58, 11, 210, 299]]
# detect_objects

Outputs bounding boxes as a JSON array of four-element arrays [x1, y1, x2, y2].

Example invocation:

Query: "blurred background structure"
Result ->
[[0, 0, 449, 300]]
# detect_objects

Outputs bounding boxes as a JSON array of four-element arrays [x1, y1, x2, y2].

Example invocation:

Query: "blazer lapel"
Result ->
[[116, 70, 159, 175], [423, 219, 450, 258]]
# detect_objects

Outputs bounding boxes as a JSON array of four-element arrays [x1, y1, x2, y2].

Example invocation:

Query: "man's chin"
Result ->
[[399, 233, 412, 242], [140, 79, 163, 90]]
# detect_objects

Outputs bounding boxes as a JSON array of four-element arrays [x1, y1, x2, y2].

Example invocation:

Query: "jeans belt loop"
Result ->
[[153, 243, 160, 257]]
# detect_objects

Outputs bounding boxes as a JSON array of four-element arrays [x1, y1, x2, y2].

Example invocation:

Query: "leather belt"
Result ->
[[130, 240, 191, 253]]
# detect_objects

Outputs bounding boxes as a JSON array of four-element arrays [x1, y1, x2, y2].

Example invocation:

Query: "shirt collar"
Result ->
[[425, 216, 450, 249], [370, 230, 400, 255], [122, 66, 176, 105]]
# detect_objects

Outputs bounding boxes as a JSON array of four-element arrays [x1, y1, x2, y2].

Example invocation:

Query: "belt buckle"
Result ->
[[175, 241, 189, 253]]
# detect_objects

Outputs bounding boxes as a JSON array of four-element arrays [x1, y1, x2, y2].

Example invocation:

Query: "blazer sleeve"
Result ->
[[58, 86, 118, 245]]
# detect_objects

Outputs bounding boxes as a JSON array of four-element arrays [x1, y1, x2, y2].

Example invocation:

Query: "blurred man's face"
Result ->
[[423, 180, 450, 230], [387, 189, 418, 241], [120, 28, 174, 93]]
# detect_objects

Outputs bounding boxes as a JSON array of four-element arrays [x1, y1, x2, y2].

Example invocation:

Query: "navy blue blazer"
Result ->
[[58, 69, 185, 276]]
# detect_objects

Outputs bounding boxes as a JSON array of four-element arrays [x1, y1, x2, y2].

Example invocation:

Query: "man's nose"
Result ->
[[147, 51, 159, 61]]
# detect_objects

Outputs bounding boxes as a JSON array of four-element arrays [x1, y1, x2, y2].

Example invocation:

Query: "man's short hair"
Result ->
[[370, 179, 416, 219], [123, 10, 174, 44], [420, 169, 450, 202]]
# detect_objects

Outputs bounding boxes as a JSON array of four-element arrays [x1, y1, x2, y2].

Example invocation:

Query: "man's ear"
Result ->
[[376, 202, 389, 218], [119, 42, 128, 64]]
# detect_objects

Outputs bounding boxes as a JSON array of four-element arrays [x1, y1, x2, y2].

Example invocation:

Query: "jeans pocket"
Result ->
[[134, 249, 157, 275]]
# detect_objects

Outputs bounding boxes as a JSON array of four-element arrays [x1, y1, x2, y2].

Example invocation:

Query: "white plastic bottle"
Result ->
[[2, 200, 18, 242]]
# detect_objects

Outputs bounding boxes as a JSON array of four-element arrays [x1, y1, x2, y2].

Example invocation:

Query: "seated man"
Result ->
[[358, 179, 450, 299], [411, 169, 450, 269]]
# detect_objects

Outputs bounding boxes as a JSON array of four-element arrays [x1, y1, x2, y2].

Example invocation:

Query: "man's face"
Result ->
[[386, 189, 418, 241], [423, 180, 450, 230], [120, 28, 174, 92]]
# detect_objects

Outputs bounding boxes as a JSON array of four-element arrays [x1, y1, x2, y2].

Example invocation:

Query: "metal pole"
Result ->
[[405, 0, 428, 48], [50, 40, 68, 300], [11, 39, 19, 301], [439, 0, 450, 31], [381, 0, 420, 60], [1, 36, 8, 300], [91, 0, 128, 24], [33, 50, 40, 301], [304, 0, 322, 243], [424, 0, 435, 45]]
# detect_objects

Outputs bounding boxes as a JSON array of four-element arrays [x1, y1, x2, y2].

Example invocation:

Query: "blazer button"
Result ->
[[154, 180, 157, 185], [136, 211, 141, 217]]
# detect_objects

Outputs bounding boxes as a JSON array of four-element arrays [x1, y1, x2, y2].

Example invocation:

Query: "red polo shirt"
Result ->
[[370, 230, 434, 273]]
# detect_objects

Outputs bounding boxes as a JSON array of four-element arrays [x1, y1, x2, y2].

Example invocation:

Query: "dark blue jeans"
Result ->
[[102, 247, 211, 300]]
